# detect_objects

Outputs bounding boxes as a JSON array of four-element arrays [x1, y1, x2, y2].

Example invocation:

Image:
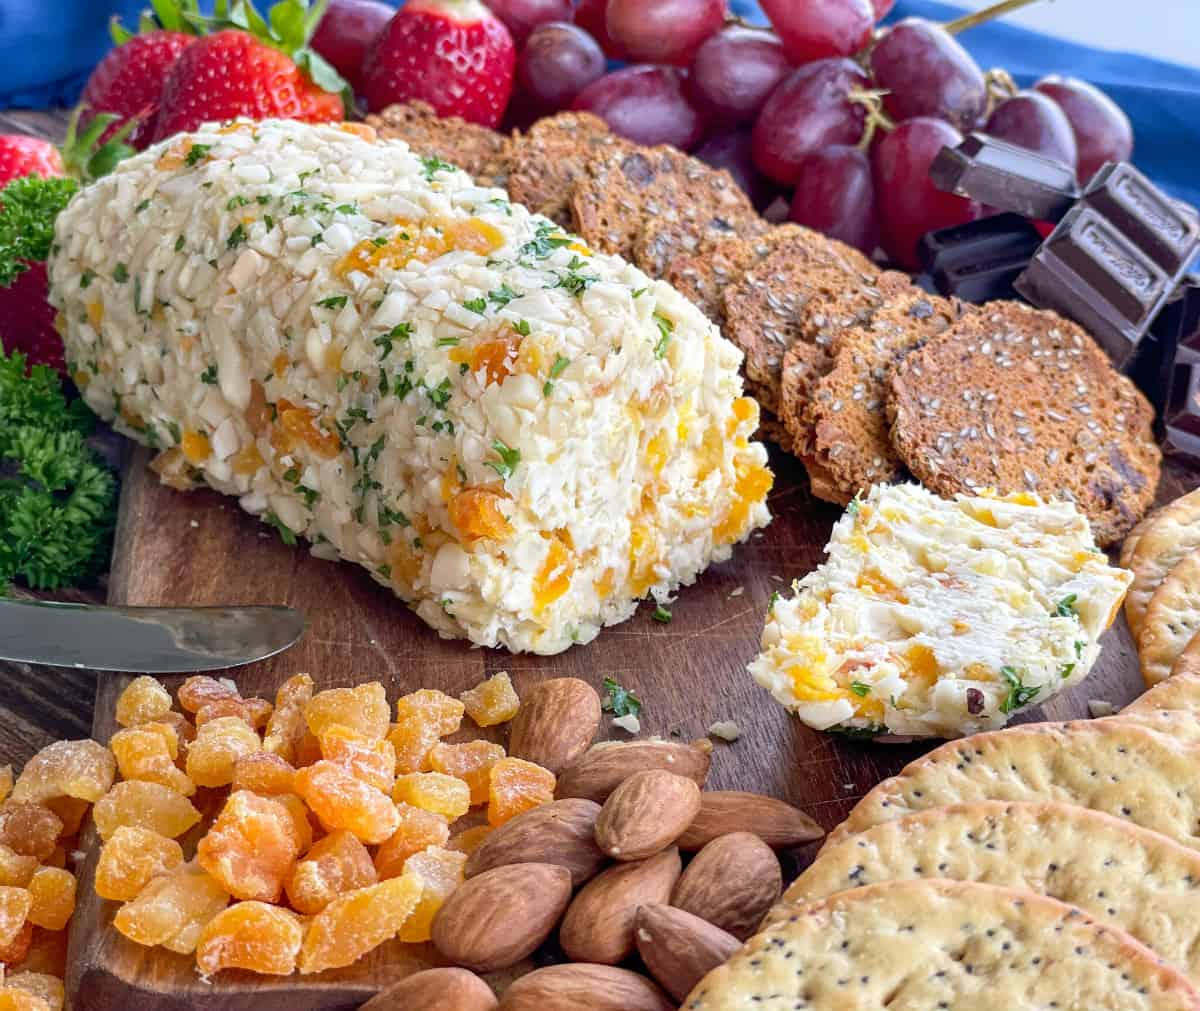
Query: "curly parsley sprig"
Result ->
[[0, 176, 80, 287]]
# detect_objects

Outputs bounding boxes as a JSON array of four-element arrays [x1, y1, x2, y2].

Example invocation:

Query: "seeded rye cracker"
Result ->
[[366, 101, 513, 188], [631, 204, 768, 280], [1125, 488, 1200, 637], [887, 301, 1160, 547], [684, 879, 1200, 1011], [1140, 548, 1200, 685]]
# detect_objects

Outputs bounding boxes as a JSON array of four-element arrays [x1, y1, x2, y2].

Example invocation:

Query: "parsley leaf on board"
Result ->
[[0, 176, 80, 286], [601, 677, 642, 718]]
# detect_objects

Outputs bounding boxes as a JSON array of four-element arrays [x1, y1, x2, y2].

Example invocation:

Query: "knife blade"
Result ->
[[0, 599, 306, 673]]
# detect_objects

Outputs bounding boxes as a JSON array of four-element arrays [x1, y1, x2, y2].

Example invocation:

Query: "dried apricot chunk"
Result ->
[[304, 683, 390, 740], [392, 772, 470, 820], [487, 758, 555, 827], [446, 824, 493, 856], [3, 974, 63, 1011], [114, 861, 230, 954], [186, 716, 262, 788], [293, 731, 322, 769], [19, 925, 66, 978], [298, 873, 422, 974], [0, 768, 11, 806], [0, 847, 37, 889], [271, 793, 315, 854], [196, 792, 305, 903], [43, 797, 88, 839], [429, 741, 505, 806], [0, 887, 31, 949], [263, 674, 314, 763], [195, 901, 303, 976], [386, 720, 440, 776], [0, 989, 48, 1011], [399, 846, 466, 943], [395, 689, 464, 736], [0, 805, 62, 861], [93, 781, 201, 841], [232, 752, 296, 796], [319, 724, 396, 792], [293, 761, 399, 845], [0, 920, 32, 967], [24, 869, 73, 932], [110, 725, 195, 797], [374, 803, 450, 881], [460, 673, 520, 728], [177, 676, 240, 714], [115, 677, 173, 728], [39, 849, 65, 872], [95, 826, 184, 902], [11, 741, 115, 805], [285, 831, 376, 915], [194, 696, 273, 731]]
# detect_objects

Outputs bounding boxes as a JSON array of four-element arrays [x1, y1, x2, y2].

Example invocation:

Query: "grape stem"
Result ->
[[943, 0, 1049, 35], [848, 89, 895, 149]]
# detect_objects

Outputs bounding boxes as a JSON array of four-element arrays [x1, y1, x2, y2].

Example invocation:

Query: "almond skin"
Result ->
[[635, 903, 741, 1003], [497, 964, 674, 1011], [559, 845, 681, 964], [595, 769, 702, 861], [678, 791, 823, 850], [556, 739, 712, 803], [466, 798, 607, 886], [431, 862, 572, 972], [671, 831, 782, 939], [360, 968, 498, 1011], [508, 678, 602, 774]]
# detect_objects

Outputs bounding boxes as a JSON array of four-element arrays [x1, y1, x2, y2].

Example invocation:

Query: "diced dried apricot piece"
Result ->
[[293, 731, 322, 769], [263, 674, 314, 763], [0, 768, 11, 806], [93, 781, 201, 841], [271, 793, 315, 854], [0, 805, 62, 861], [115, 677, 173, 727], [0, 989, 48, 1011], [319, 724, 396, 792], [3, 973, 63, 1011], [186, 716, 262, 789], [177, 676, 240, 714], [395, 689, 464, 736], [194, 696, 273, 731], [0, 887, 31, 949], [232, 752, 296, 796], [304, 684, 390, 740], [110, 725, 195, 797], [429, 741, 506, 806], [196, 792, 306, 903], [114, 862, 230, 955], [0, 920, 32, 968], [460, 672, 520, 728], [298, 873, 422, 974], [285, 831, 376, 915], [39, 850, 65, 872], [446, 824, 493, 856], [391, 773, 470, 820], [386, 720, 441, 776], [398, 846, 466, 943], [24, 870, 73, 932], [487, 758, 555, 827], [19, 926, 66, 978], [10, 741, 115, 805], [0, 847, 37, 888], [374, 804, 450, 881], [95, 826, 184, 902], [43, 797, 88, 839], [293, 761, 399, 845], [195, 901, 303, 976]]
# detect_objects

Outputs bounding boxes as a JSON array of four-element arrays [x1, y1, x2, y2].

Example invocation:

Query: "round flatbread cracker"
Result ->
[[1140, 549, 1200, 686], [685, 879, 1200, 1011], [1126, 488, 1200, 637], [1121, 511, 1154, 570], [1124, 666, 1200, 717]]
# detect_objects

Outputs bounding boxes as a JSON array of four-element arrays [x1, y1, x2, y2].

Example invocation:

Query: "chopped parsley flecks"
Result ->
[[227, 223, 247, 250], [488, 282, 519, 308], [486, 439, 521, 479], [173, 235, 185, 252], [543, 354, 570, 397], [846, 494, 862, 517], [520, 221, 573, 261], [601, 678, 642, 718], [426, 378, 452, 410], [375, 323, 412, 360], [113, 263, 129, 283], [462, 297, 487, 314], [164, 420, 181, 444], [653, 312, 674, 359], [512, 318, 531, 336], [316, 294, 349, 310], [184, 143, 212, 167], [849, 681, 872, 697], [557, 256, 597, 297], [80, 269, 95, 289], [632, 287, 647, 299], [1054, 594, 1078, 618], [999, 665, 1040, 714], [379, 505, 410, 529], [263, 511, 297, 546], [335, 203, 359, 216], [419, 155, 456, 181], [135, 198, 151, 213], [769, 590, 781, 612], [652, 605, 672, 624], [436, 336, 461, 348], [372, 236, 388, 247], [227, 195, 251, 210]]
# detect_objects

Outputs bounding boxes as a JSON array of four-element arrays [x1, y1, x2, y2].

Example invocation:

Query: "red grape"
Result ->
[[519, 22, 606, 110], [760, 0, 874, 63], [606, 0, 726, 66], [573, 0, 627, 58], [871, 0, 896, 19], [873, 117, 982, 270], [789, 145, 878, 255], [311, 0, 395, 91], [1034, 75, 1134, 184], [572, 65, 706, 149], [486, 0, 575, 46], [694, 131, 779, 210], [751, 58, 870, 185], [984, 91, 1078, 170], [868, 19, 987, 132], [687, 26, 793, 127]]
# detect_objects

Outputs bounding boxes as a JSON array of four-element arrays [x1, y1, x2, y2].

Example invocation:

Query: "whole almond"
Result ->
[[635, 903, 740, 1002], [361, 968, 498, 1011], [508, 678, 602, 773], [559, 846, 681, 964], [466, 798, 607, 886], [431, 863, 572, 972], [557, 739, 712, 803], [678, 791, 823, 850], [595, 769, 701, 860], [497, 964, 673, 1011], [671, 831, 782, 939]]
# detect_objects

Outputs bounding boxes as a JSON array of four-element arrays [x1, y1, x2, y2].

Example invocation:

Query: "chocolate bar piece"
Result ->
[[918, 213, 1044, 302], [1159, 281, 1200, 464], [930, 133, 1079, 222]]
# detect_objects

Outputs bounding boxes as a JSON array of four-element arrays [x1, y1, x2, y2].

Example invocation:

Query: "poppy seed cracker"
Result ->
[[367, 101, 513, 188]]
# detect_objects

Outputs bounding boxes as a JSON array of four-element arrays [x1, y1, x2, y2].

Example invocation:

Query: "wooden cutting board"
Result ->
[[64, 445, 1195, 1010]]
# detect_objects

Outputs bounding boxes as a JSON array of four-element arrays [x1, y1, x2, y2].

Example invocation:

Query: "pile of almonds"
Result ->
[[365, 677, 823, 1011]]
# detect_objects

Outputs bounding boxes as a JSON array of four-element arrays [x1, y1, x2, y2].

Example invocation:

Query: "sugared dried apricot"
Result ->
[[95, 826, 184, 902], [197, 792, 306, 903], [2, 973, 63, 1011], [194, 696, 273, 731], [93, 781, 201, 841], [374, 803, 450, 881], [232, 752, 296, 796], [460, 673, 520, 728], [271, 793, 315, 854], [115, 677, 173, 728], [0, 805, 62, 861], [195, 901, 303, 976], [319, 724, 396, 792], [0, 920, 32, 967], [293, 731, 322, 769], [110, 725, 195, 797], [392, 773, 470, 820], [487, 758, 555, 827], [186, 716, 262, 789], [429, 741, 505, 806], [395, 690, 464, 737], [446, 825, 493, 857], [284, 831, 376, 915], [262, 674, 314, 764], [39, 850, 65, 872], [113, 861, 230, 954], [0, 768, 10, 806], [294, 761, 399, 845], [398, 846, 466, 943], [177, 676, 240, 714], [43, 797, 87, 839], [386, 720, 440, 776], [0, 989, 48, 1011], [0, 847, 37, 889], [24, 870, 73, 932], [0, 887, 31, 949], [305, 684, 390, 741], [18, 925, 66, 978], [298, 873, 422, 974], [11, 741, 115, 805]]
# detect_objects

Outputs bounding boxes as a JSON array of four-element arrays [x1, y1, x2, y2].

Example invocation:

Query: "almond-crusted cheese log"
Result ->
[[48, 119, 772, 654]]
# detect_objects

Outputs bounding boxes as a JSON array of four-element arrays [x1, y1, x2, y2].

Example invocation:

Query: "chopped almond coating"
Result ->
[[95, 827, 185, 902], [298, 873, 422, 974], [460, 673, 520, 728], [374, 804, 450, 881], [391, 773, 470, 820], [386, 720, 441, 776], [294, 761, 399, 845], [24, 869, 73, 932], [197, 792, 306, 903], [0, 805, 62, 861], [194, 696, 273, 731], [0, 768, 11, 805], [3, 973, 63, 1011], [0, 920, 32, 966], [399, 846, 466, 943], [0, 990, 49, 1011], [319, 725, 396, 792], [114, 862, 230, 954], [429, 741, 506, 806], [93, 781, 201, 841], [487, 758, 555, 827], [232, 752, 296, 796], [304, 684, 390, 740], [10, 741, 115, 805], [177, 676, 241, 714], [285, 831, 377, 915], [44, 796, 88, 838], [0, 887, 31, 948], [115, 677, 173, 728], [395, 690, 464, 737], [186, 716, 262, 788], [195, 901, 304, 976], [263, 674, 314, 763], [0, 847, 37, 889], [446, 824, 493, 856], [110, 725, 195, 797]]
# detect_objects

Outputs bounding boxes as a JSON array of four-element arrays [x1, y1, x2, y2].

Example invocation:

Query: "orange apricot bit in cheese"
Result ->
[[449, 487, 513, 543], [533, 535, 575, 615], [195, 901, 304, 976], [715, 458, 773, 545], [460, 331, 522, 385], [273, 399, 341, 459], [444, 217, 505, 255], [180, 430, 210, 465]]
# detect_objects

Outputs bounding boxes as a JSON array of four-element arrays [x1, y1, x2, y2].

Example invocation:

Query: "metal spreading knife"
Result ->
[[0, 599, 306, 672]]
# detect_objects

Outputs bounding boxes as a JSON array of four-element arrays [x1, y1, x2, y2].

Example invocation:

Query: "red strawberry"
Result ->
[[0, 136, 64, 187], [361, 0, 516, 128], [0, 263, 65, 377]]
